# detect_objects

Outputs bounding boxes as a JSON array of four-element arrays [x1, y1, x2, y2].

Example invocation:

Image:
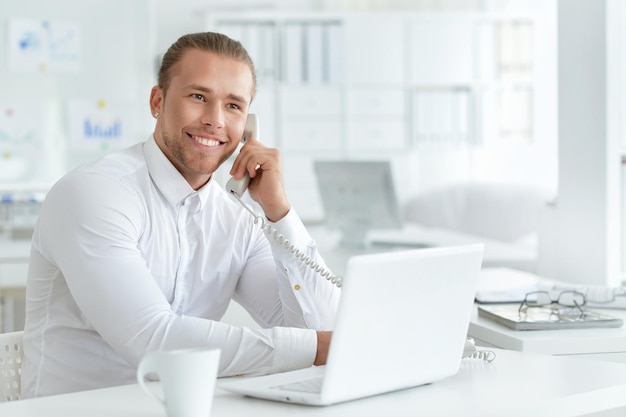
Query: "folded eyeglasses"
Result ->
[[518, 290, 586, 315]]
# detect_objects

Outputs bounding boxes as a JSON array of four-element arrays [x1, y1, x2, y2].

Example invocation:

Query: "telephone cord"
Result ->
[[465, 350, 496, 363], [231, 193, 342, 288]]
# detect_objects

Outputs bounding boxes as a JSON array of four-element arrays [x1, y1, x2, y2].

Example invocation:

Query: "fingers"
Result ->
[[230, 140, 279, 179], [231, 141, 289, 221]]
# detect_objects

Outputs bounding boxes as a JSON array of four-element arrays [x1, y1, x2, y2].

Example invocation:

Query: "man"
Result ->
[[21, 32, 340, 398]]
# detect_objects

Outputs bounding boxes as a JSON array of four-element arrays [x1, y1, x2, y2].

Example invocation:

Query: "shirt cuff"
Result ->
[[270, 327, 317, 373], [264, 208, 314, 261]]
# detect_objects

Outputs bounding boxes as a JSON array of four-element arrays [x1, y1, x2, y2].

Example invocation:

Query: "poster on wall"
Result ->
[[0, 102, 46, 181], [67, 99, 136, 153], [8, 19, 81, 73]]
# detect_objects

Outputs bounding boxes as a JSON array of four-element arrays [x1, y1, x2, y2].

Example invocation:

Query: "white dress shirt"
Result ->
[[22, 136, 341, 398]]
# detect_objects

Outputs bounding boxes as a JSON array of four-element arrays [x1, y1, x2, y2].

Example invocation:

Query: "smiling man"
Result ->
[[21, 32, 340, 398]]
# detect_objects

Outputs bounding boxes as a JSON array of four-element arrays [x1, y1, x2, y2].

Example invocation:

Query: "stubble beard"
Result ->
[[160, 127, 236, 178]]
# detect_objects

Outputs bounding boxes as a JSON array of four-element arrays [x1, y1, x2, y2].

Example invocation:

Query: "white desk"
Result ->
[[1, 349, 626, 417], [468, 268, 626, 363], [308, 223, 537, 277], [469, 305, 626, 363]]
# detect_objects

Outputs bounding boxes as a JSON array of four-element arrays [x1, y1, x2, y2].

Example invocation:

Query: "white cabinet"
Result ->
[[346, 87, 406, 152], [347, 120, 406, 152], [281, 87, 343, 118], [281, 121, 344, 153], [279, 87, 343, 153], [346, 88, 406, 116]]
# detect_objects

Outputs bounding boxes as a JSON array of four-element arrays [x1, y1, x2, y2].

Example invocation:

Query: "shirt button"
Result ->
[[294, 284, 301, 291]]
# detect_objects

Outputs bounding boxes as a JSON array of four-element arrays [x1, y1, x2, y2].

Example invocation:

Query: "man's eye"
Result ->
[[227, 103, 240, 110], [192, 93, 205, 101]]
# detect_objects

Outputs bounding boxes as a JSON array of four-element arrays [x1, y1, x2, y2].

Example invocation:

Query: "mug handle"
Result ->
[[136, 352, 165, 405]]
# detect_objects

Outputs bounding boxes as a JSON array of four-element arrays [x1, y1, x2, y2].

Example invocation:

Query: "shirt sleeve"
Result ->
[[35, 171, 318, 376], [233, 208, 342, 331]]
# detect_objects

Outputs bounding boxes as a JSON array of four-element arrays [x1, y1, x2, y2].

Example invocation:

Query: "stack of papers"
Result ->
[[475, 268, 548, 304], [475, 267, 626, 309]]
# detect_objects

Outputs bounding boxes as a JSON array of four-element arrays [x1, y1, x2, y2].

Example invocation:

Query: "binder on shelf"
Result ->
[[476, 22, 496, 81], [260, 24, 276, 81], [283, 23, 304, 84], [457, 89, 471, 143], [241, 25, 262, 80], [413, 89, 472, 146], [325, 23, 344, 85], [305, 23, 324, 84], [477, 304, 623, 331], [215, 23, 278, 83]]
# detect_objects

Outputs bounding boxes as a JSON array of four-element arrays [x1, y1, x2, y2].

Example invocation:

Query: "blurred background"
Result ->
[[0, 0, 556, 206], [0, 1, 623, 310]]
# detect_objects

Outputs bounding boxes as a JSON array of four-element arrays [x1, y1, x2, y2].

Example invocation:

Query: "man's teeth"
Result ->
[[193, 136, 221, 147]]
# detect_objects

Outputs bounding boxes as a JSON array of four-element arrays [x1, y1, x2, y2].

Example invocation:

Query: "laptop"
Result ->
[[220, 244, 484, 406]]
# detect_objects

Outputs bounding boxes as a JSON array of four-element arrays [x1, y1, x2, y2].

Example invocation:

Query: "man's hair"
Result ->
[[157, 32, 257, 99]]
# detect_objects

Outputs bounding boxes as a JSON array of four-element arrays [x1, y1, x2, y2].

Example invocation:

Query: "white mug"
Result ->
[[137, 348, 221, 417]]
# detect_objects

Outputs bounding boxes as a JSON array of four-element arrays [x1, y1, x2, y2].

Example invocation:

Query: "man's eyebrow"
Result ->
[[227, 93, 248, 105], [187, 84, 248, 104]]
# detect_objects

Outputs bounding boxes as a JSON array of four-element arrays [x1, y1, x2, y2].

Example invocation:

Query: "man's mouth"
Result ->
[[190, 134, 225, 147]]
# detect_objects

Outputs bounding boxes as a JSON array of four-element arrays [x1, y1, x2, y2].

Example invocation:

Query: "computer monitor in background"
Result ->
[[313, 160, 403, 248]]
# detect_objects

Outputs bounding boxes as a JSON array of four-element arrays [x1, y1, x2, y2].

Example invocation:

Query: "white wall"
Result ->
[[538, 0, 625, 287]]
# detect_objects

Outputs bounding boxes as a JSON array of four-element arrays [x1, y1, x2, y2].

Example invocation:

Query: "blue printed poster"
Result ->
[[8, 19, 80, 73], [67, 100, 136, 152]]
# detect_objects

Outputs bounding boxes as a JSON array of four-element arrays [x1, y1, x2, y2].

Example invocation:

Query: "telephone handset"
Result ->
[[225, 114, 258, 197], [225, 114, 342, 288]]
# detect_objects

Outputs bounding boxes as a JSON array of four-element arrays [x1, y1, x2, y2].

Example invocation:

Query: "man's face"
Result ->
[[150, 48, 254, 189]]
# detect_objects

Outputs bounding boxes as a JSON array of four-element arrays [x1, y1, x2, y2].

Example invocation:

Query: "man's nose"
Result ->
[[200, 103, 225, 128]]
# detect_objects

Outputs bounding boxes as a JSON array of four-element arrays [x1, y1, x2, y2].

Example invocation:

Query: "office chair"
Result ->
[[0, 330, 23, 401], [404, 182, 554, 245]]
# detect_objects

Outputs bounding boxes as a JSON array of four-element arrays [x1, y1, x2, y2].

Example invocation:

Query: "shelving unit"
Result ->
[[206, 10, 541, 222]]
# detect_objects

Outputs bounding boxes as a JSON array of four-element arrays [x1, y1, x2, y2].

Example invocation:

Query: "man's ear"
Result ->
[[149, 86, 163, 116]]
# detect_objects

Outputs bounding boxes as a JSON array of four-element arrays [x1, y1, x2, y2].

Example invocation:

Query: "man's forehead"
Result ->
[[170, 49, 253, 99]]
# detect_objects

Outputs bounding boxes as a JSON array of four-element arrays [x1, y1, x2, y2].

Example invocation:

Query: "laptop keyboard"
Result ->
[[272, 377, 323, 393]]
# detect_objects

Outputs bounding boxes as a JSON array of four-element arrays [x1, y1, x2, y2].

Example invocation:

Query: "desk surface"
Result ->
[[2, 349, 626, 417]]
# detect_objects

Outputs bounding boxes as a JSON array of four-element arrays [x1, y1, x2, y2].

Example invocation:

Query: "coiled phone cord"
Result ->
[[466, 350, 496, 363], [463, 338, 496, 363], [231, 192, 342, 288]]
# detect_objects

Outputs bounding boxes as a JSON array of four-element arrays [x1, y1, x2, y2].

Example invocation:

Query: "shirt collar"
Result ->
[[144, 135, 213, 209]]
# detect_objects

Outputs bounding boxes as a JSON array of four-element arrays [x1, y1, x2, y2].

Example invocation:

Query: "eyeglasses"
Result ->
[[518, 290, 586, 315]]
